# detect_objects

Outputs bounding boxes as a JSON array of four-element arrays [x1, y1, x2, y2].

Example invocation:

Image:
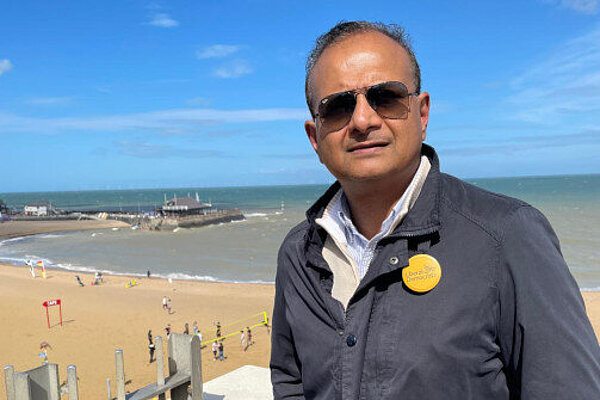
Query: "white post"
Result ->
[[190, 335, 203, 400], [156, 336, 166, 400], [115, 350, 126, 400], [156, 336, 165, 386], [106, 378, 111, 400], [67, 365, 79, 400], [4, 366, 15, 400]]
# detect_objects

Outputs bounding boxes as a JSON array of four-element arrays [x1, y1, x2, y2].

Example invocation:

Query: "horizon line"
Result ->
[[1, 172, 599, 196]]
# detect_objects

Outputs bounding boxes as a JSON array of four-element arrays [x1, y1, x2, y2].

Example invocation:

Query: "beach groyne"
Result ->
[[175, 209, 245, 229], [113, 209, 246, 231], [1, 209, 245, 237]]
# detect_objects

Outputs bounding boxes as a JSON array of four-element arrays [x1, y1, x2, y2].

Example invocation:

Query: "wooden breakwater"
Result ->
[[5, 209, 245, 231], [176, 209, 245, 228]]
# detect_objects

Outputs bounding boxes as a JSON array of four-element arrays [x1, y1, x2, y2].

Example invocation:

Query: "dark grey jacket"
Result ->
[[270, 144, 600, 400]]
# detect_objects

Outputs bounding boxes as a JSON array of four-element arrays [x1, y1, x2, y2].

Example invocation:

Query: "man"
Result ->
[[270, 21, 600, 399], [212, 340, 219, 361], [147, 330, 155, 363]]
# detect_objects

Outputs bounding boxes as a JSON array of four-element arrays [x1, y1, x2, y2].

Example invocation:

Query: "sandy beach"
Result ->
[[0, 222, 598, 399], [0, 263, 598, 399], [0, 263, 275, 399], [0, 219, 131, 239]]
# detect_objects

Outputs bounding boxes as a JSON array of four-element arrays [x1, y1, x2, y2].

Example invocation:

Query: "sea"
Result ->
[[1, 174, 599, 289]]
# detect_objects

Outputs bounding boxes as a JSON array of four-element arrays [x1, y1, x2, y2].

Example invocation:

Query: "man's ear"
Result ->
[[419, 92, 431, 141], [305, 120, 319, 154]]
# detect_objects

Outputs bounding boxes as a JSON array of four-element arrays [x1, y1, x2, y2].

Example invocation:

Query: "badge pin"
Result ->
[[402, 254, 442, 293]]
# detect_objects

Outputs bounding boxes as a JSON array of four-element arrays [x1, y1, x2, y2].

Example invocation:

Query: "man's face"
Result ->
[[305, 32, 430, 186]]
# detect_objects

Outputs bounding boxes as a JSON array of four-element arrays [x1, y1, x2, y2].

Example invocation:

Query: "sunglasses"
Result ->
[[314, 81, 419, 133]]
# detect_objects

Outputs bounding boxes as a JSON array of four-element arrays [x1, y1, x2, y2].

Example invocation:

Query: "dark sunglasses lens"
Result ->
[[367, 82, 410, 119], [319, 92, 355, 132]]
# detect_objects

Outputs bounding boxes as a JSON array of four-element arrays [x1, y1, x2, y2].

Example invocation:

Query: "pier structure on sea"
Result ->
[[160, 193, 212, 217]]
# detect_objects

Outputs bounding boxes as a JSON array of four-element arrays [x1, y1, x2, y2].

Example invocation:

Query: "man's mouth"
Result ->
[[347, 141, 389, 153]]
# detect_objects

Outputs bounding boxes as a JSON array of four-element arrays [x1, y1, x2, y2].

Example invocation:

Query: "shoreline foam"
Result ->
[[0, 255, 276, 285]]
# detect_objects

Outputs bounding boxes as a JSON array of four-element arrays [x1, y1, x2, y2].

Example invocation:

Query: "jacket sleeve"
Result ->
[[498, 205, 600, 399], [270, 244, 305, 399]]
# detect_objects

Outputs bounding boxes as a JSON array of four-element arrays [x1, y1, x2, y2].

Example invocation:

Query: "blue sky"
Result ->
[[1, 0, 599, 192]]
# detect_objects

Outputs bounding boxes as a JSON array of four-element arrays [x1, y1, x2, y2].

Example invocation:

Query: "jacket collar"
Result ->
[[305, 143, 442, 239]]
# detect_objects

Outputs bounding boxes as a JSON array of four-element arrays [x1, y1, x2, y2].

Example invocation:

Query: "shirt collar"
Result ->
[[317, 154, 431, 245]]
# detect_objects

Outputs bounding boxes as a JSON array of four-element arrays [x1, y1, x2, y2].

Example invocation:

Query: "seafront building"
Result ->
[[23, 200, 59, 216], [160, 193, 212, 217]]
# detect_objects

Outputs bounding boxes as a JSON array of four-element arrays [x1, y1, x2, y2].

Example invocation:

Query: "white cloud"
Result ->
[[149, 13, 179, 28], [213, 60, 253, 79], [115, 140, 224, 159], [26, 96, 72, 106], [196, 45, 241, 59], [562, 0, 598, 13], [0, 107, 309, 135], [542, 0, 598, 14], [0, 59, 13, 76], [507, 24, 600, 123]]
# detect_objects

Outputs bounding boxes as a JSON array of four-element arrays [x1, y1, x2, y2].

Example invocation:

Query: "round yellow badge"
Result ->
[[402, 254, 442, 293]]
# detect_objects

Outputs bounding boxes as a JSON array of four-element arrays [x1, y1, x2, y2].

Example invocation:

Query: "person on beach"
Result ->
[[148, 331, 155, 363], [25, 259, 35, 278], [218, 340, 225, 361], [38, 341, 52, 363], [147, 269, 151, 279], [216, 321, 222, 338], [246, 327, 253, 347], [162, 296, 168, 311], [212, 341, 218, 361], [166, 298, 172, 314], [74, 275, 84, 287], [240, 330, 246, 351], [148, 342, 155, 363], [270, 21, 600, 400], [165, 323, 171, 338], [193, 321, 199, 335], [184, 322, 189, 335], [93, 271, 103, 285]]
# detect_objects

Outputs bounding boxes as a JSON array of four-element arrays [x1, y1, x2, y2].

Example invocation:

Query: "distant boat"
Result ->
[[173, 227, 181, 233]]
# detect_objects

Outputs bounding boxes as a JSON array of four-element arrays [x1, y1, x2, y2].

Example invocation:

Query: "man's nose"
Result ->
[[347, 93, 383, 134]]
